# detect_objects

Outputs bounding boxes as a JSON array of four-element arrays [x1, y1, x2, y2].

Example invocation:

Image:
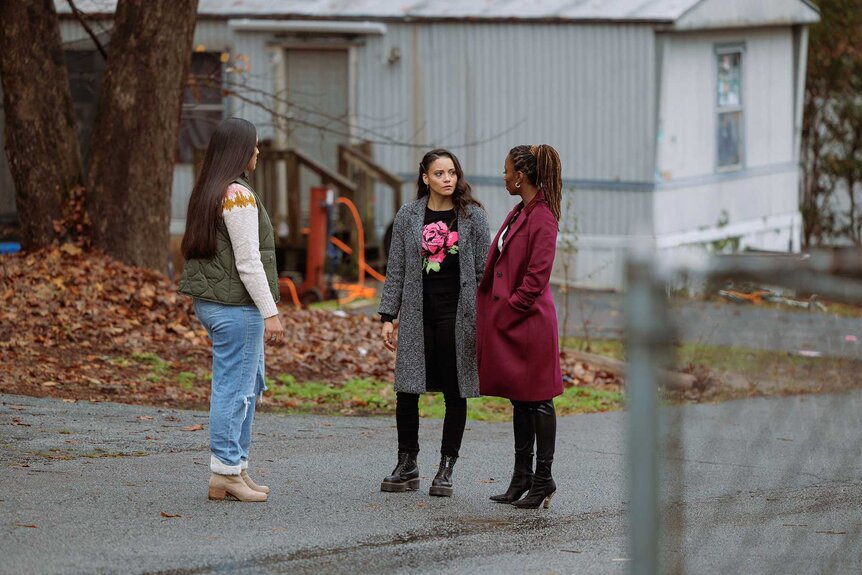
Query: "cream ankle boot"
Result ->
[[208, 473, 267, 502], [241, 470, 270, 494]]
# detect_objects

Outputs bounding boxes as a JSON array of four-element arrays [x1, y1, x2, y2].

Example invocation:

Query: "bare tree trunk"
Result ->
[[0, 0, 83, 250], [87, 0, 198, 270]]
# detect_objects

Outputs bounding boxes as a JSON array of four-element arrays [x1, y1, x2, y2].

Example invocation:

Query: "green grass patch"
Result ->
[[308, 297, 380, 312], [555, 386, 625, 414], [265, 375, 623, 421], [130, 352, 172, 373], [176, 371, 197, 391], [268, 376, 393, 413], [562, 337, 625, 359], [307, 300, 341, 311], [562, 336, 845, 376], [104, 356, 132, 368]]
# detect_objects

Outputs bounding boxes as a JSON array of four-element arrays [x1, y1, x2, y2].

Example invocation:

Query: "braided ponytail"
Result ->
[[508, 144, 562, 222], [535, 144, 562, 222]]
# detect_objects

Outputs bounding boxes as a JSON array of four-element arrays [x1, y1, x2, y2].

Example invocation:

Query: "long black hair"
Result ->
[[509, 144, 562, 222], [416, 148, 481, 215], [181, 118, 257, 260]]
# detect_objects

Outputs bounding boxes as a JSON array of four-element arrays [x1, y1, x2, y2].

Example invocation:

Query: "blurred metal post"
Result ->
[[626, 249, 672, 575]]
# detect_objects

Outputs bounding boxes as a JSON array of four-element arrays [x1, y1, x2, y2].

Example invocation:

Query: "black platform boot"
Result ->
[[380, 452, 420, 492], [429, 455, 457, 497], [512, 400, 557, 509], [490, 401, 535, 503]]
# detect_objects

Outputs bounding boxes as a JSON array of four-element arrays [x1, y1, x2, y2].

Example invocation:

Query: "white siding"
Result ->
[[654, 27, 800, 255], [59, 20, 110, 45], [355, 22, 658, 242], [654, 167, 799, 236], [746, 30, 795, 169], [657, 27, 795, 179]]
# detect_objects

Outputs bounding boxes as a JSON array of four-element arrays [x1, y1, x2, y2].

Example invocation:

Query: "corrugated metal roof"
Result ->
[[58, 0, 707, 22]]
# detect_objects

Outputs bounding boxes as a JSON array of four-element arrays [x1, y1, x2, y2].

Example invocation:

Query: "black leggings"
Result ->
[[396, 291, 467, 458]]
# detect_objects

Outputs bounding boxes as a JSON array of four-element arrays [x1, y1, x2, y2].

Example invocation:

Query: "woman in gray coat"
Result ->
[[378, 149, 490, 497]]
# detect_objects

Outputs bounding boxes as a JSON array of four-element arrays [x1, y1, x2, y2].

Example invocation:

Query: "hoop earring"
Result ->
[[515, 182, 521, 189]]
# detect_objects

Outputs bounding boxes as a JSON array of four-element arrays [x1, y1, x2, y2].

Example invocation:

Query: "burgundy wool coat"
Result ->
[[476, 192, 563, 401]]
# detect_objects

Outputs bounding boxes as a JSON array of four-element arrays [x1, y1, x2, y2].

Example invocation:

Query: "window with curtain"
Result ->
[[716, 48, 744, 170]]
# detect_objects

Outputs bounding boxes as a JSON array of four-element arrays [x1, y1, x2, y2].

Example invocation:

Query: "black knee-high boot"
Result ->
[[512, 400, 556, 509], [490, 401, 535, 503]]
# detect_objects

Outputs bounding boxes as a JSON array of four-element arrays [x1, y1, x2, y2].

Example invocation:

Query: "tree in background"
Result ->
[[87, 0, 198, 269], [0, 0, 83, 250], [802, 0, 862, 246], [0, 0, 197, 269]]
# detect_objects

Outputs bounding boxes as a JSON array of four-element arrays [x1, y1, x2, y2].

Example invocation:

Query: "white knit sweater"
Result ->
[[222, 183, 278, 318]]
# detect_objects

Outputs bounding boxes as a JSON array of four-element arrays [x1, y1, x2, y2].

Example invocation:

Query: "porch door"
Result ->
[[284, 48, 350, 222]]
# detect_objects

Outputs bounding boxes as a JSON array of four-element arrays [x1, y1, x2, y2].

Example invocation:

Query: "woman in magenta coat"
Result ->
[[477, 144, 563, 509]]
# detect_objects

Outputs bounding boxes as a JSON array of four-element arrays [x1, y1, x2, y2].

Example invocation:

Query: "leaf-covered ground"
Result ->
[[0, 247, 622, 418]]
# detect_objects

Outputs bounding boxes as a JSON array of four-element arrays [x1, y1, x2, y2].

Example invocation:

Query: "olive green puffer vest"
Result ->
[[179, 176, 280, 306]]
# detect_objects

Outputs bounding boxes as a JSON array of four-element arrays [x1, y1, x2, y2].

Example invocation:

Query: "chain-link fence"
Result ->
[[626, 250, 862, 575]]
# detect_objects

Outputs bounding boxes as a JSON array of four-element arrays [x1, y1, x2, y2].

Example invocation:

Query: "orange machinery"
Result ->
[[279, 186, 384, 308]]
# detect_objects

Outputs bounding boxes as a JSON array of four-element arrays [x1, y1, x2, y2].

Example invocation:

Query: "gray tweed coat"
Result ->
[[378, 196, 490, 397]]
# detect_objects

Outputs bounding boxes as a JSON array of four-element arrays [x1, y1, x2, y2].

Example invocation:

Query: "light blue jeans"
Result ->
[[193, 299, 267, 475]]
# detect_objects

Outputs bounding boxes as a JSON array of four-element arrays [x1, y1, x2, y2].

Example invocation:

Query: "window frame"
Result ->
[[177, 51, 226, 164], [715, 44, 746, 173]]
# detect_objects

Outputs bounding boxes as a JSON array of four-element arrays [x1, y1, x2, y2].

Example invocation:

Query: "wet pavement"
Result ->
[[2, 391, 860, 574]]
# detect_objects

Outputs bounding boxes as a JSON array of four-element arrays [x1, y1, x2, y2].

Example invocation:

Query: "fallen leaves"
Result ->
[[0, 247, 623, 411], [60, 243, 82, 256], [159, 512, 182, 519], [181, 424, 204, 432]]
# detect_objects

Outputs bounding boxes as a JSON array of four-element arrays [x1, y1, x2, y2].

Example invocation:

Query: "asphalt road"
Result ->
[[2, 391, 861, 574], [553, 288, 862, 359]]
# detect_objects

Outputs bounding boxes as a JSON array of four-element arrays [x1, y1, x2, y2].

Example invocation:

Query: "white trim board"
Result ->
[[228, 19, 386, 35], [558, 211, 800, 250]]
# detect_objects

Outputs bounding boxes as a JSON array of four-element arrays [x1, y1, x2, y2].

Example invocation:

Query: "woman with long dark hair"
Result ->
[[179, 118, 283, 502], [477, 144, 564, 509], [378, 149, 490, 497]]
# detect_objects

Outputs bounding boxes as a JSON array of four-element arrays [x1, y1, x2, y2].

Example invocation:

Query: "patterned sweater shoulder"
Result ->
[[222, 183, 277, 318]]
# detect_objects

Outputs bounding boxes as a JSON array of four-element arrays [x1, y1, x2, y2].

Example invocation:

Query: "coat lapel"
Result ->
[[494, 191, 548, 263], [489, 207, 514, 258], [494, 204, 526, 263], [408, 196, 428, 257]]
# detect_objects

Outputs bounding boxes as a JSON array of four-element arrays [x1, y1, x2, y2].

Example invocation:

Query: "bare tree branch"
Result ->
[[188, 72, 524, 150], [66, 0, 108, 60]]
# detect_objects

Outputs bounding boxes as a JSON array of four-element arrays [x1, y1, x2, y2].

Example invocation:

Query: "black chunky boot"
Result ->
[[380, 452, 419, 492], [512, 400, 557, 509], [429, 455, 457, 497], [490, 401, 535, 503]]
